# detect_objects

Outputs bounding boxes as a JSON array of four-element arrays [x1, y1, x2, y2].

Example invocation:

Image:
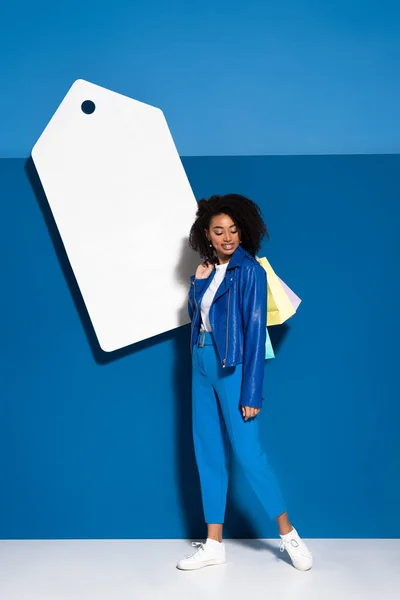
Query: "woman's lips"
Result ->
[[222, 244, 234, 250]]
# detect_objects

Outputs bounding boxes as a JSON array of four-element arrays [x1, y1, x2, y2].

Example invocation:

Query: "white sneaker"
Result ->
[[176, 540, 226, 570], [279, 527, 313, 571]]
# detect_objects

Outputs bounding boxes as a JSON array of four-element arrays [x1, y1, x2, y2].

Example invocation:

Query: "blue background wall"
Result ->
[[1, 155, 399, 539], [1, 1, 399, 539]]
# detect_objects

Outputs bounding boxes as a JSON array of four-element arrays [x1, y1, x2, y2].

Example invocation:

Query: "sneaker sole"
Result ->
[[291, 559, 313, 571], [176, 557, 226, 571]]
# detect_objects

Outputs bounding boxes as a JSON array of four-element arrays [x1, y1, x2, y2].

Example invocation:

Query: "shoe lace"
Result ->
[[186, 541, 206, 559], [279, 538, 299, 553]]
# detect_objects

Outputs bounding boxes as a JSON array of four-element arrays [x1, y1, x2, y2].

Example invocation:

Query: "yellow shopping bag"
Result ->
[[256, 256, 301, 326]]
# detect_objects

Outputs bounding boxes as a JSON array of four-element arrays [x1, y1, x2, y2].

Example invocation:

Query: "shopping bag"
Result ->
[[278, 277, 301, 313], [265, 326, 275, 359], [256, 256, 302, 326]]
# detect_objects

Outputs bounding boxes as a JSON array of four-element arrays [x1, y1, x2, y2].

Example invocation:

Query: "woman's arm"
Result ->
[[240, 264, 267, 409]]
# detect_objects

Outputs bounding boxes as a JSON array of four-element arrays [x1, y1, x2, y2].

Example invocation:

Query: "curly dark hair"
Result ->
[[188, 193, 269, 263]]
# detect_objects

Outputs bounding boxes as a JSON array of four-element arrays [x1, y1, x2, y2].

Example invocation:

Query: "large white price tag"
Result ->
[[32, 79, 198, 352]]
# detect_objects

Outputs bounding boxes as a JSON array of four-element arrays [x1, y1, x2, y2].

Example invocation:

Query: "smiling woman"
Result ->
[[180, 193, 313, 571], [188, 193, 269, 266]]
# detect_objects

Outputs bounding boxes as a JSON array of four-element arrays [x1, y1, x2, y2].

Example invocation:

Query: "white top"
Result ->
[[200, 262, 229, 332]]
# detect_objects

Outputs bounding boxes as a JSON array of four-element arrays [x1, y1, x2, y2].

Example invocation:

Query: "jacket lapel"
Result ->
[[212, 244, 247, 303]]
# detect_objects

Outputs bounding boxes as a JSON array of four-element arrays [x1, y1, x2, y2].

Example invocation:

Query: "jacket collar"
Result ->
[[222, 242, 247, 270]]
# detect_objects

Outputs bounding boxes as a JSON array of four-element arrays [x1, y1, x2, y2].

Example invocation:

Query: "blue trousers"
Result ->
[[192, 329, 287, 524]]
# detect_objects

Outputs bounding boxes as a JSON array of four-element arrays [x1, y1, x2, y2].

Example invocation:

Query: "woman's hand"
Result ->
[[242, 405, 261, 421], [195, 260, 214, 279]]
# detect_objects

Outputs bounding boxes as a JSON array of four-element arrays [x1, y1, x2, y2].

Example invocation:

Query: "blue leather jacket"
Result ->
[[188, 243, 267, 409]]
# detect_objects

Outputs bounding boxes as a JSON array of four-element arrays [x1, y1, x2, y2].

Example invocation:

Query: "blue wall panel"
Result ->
[[1, 1, 400, 157], [1, 155, 399, 539]]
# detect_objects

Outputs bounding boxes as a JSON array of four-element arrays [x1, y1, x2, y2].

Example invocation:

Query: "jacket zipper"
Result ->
[[190, 280, 198, 354], [222, 286, 231, 368], [191, 274, 231, 364]]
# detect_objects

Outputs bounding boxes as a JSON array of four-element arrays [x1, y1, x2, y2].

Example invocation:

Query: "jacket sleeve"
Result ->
[[240, 264, 267, 409], [188, 274, 212, 321]]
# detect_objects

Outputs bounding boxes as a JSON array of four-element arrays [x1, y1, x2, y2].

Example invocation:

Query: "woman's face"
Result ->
[[205, 213, 240, 263]]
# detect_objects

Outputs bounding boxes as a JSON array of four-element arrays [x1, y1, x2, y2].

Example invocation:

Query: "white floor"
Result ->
[[0, 538, 399, 600]]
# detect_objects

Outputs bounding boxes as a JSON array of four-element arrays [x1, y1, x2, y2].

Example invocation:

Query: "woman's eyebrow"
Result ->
[[212, 225, 237, 229]]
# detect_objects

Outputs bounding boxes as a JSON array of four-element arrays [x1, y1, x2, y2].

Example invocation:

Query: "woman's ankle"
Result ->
[[207, 524, 223, 543]]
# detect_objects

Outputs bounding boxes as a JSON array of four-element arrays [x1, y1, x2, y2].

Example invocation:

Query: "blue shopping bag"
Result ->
[[265, 326, 275, 360]]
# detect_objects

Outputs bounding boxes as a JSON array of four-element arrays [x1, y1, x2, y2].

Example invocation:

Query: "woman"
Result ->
[[177, 194, 313, 571]]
